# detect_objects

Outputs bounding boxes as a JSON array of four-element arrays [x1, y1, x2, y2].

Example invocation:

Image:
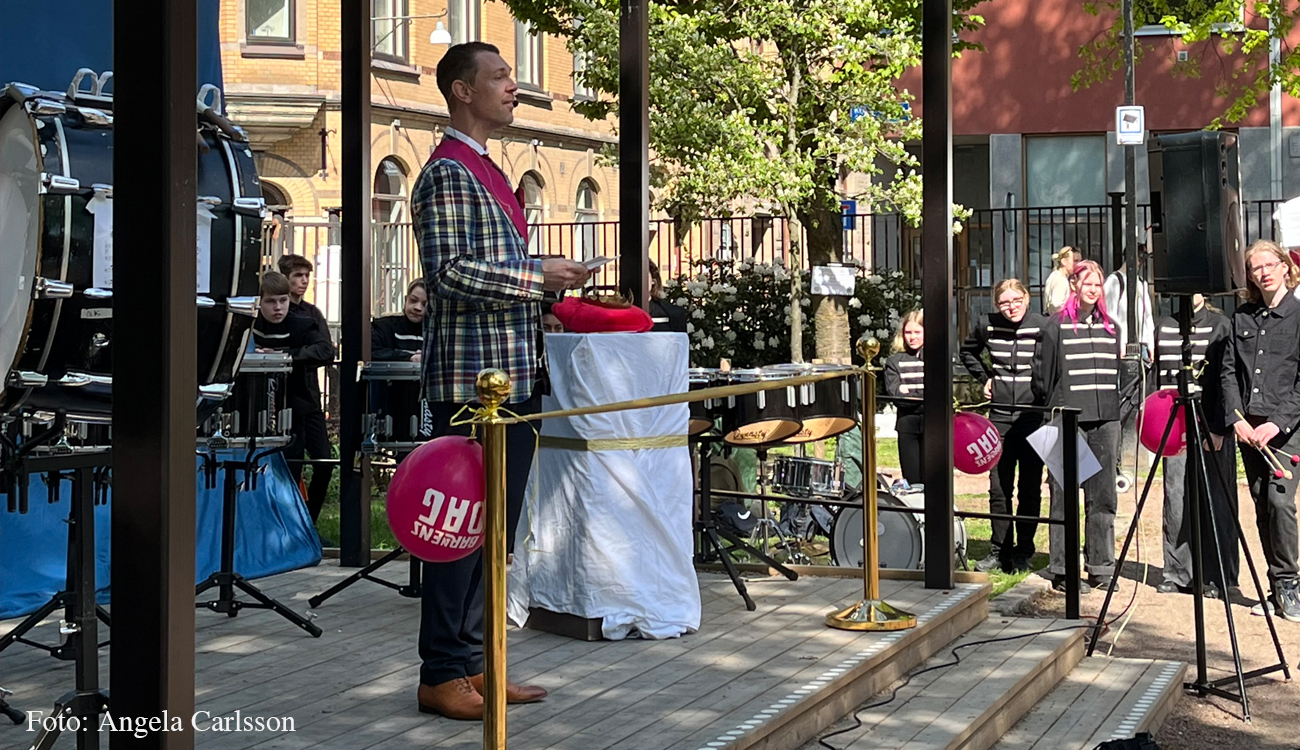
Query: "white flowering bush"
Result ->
[[663, 259, 919, 368]]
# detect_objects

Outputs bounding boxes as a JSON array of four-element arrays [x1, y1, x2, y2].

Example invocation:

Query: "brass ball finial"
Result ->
[[856, 335, 881, 363], [475, 369, 512, 412]]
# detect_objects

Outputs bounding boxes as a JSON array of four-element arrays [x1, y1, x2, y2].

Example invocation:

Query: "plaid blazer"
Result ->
[[412, 157, 544, 404]]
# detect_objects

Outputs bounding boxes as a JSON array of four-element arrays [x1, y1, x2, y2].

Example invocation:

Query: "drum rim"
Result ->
[[829, 492, 923, 569]]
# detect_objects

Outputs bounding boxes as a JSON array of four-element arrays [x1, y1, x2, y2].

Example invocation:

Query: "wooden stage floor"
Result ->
[[0, 561, 989, 749]]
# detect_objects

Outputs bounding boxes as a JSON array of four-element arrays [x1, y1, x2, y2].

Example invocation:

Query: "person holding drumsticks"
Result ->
[[1032, 260, 1122, 595], [1221, 240, 1300, 622], [884, 310, 925, 486]]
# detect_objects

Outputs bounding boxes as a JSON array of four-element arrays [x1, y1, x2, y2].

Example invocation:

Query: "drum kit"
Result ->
[[359, 361, 432, 455], [689, 362, 967, 571]]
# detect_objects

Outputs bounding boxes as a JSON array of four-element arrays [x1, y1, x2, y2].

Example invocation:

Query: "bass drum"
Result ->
[[0, 75, 262, 418], [829, 491, 968, 570]]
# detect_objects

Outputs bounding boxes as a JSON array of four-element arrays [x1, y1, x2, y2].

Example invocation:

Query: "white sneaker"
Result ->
[[1250, 596, 1276, 617]]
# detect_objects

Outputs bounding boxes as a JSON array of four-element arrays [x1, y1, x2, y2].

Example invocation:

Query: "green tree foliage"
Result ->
[[506, 0, 981, 362], [1074, 1, 1299, 126]]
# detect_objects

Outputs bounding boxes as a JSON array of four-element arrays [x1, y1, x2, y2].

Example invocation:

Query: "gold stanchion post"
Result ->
[[826, 337, 918, 631], [476, 369, 511, 749]]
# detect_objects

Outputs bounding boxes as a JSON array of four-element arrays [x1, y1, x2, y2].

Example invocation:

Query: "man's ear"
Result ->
[[450, 78, 473, 107]]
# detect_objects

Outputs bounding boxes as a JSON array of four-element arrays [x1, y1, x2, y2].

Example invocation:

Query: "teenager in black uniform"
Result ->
[[884, 310, 925, 486], [960, 279, 1046, 572], [1032, 260, 1122, 594], [372, 279, 427, 362], [253, 272, 336, 523], [1153, 294, 1236, 598], [1222, 240, 1300, 622]]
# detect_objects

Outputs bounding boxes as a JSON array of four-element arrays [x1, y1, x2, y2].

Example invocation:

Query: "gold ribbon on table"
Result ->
[[538, 434, 690, 452]]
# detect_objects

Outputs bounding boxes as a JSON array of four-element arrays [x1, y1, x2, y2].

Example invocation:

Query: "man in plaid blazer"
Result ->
[[413, 42, 590, 721]]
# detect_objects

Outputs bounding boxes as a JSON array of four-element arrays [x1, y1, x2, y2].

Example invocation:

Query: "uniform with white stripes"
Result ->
[[1153, 305, 1238, 592], [1033, 309, 1122, 585], [884, 347, 925, 484], [371, 313, 424, 361], [960, 310, 1047, 567]]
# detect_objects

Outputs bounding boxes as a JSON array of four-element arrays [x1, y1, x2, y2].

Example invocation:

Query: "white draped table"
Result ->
[[506, 332, 701, 639]]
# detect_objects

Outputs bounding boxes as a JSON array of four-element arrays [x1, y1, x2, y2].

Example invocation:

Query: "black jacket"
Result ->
[[252, 314, 334, 415], [290, 299, 330, 339], [884, 347, 925, 432], [1032, 310, 1122, 423], [649, 298, 689, 334], [960, 311, 1046, 425], [371, 314, 423, 361], [1154, 306, 1231, 434], [1222, 293, 1300, 439]]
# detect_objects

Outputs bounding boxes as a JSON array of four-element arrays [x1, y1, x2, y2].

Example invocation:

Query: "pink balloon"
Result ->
[[386, 435, 487, 563], [954, 411, 1003, 474], [1139, 388, 1187, 457]]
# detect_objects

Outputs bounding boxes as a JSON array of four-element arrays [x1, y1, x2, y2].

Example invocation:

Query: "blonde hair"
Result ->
[[1243, 240, 1300, 304], [891, 310, 924, 354], [1053, 246, 1077, 270], [993, 278, 1029, 302]]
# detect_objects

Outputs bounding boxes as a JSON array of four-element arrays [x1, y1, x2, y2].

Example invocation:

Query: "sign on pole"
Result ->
[[1116, 105, 1145, 146]]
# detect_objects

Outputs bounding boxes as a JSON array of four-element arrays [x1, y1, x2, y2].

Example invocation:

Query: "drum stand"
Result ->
[[694, 439, 797, 612], [0, 425, 112, 750], [1088, 296, 1290, 721], [194, 447, 323, 637], [308, 545, 422, 607], [748, 447, 801, 561]]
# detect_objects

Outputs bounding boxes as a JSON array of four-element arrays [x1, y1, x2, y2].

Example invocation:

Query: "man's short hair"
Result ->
[[406, 278, 426, 297], [436, 42, 501, 107], [260, 271, 291, 297], [277, 254, 312, 276]]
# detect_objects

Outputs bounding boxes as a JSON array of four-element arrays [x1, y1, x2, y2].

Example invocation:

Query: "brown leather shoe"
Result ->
[[467, 672, 548, 704], [417, 677, 483, 720]]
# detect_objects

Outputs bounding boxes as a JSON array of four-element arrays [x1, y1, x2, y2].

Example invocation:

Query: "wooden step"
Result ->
[[802, 617, 1085, 750], [991, 657, 1186, 750]]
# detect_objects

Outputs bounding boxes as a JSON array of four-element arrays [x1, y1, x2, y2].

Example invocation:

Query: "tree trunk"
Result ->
[[800, 193, 850, 364], [786, 213, 804, 363]]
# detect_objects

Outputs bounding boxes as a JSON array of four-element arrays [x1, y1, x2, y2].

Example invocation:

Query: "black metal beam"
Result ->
[[618, 0, 650, 308], [339, 0, 374, 566], [921, 0, 955, 590], [110, 0, 198, 744]]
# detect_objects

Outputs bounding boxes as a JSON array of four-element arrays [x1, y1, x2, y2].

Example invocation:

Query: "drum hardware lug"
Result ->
[[199, 383, 234, 400], [10, 371, 48, 388], [33, 277, 75, 299], [76, 107, 112, 126], [197, 296, 217, 309], [27, 98, 67, 116], [84, 288, 113, 300], [281, 408, 293, 433], [91, 333, 109, 350], [198, 195, 222, 206], [91, 183, 113, 198], [233, 197, 266, 217], [360, 414, 378, 455], [39, 173, 80, 194], [228, 296, 259, 317]]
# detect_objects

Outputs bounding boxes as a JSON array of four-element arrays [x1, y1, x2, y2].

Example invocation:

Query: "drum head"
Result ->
[[0, 103, 41, 395], [829, 492, 922, 570], [724, 419, 802, 446]]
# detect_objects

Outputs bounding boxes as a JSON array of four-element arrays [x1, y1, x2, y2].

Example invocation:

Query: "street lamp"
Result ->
[[372, 11, 453, 48]]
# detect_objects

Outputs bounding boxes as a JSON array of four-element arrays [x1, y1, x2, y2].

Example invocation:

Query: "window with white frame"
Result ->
[[515, 20, 543, 88], [372, 0, 409, 62], [247, 0, 295, 41], [1135, 0, 1243, 35], [521, 172, 545, 254], [448, 0, 480, 45], [571, 17, 594, 100], [574, 179, 600, 261]]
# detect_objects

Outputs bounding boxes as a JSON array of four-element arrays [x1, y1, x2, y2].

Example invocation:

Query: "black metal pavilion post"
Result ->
[[110, 0, 199, 745], [921, 0, 956, 589], [619, 0, 650, 308], [339, 0, 374, 566]]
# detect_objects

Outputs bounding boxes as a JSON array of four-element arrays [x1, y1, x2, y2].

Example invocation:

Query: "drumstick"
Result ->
[[1234, 410, 1292, 479]]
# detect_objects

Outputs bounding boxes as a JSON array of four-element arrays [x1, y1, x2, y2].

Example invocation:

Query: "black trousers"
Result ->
[[418, 387, 542, 687], [1162, 433, 1239, 589], [896, 412, 924, 485], [1239, 416, 1300, 587], [286, 407, 332, 522], [1049, 419, 1120, 579], [988, 419, 1044, 560]]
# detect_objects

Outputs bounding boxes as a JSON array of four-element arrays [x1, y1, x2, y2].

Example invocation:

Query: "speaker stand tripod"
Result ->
[[1089, 296, 1290, 721], [308, 546, 422, 607], [693, 439, 798, 611], [195, 448, 322, 637]]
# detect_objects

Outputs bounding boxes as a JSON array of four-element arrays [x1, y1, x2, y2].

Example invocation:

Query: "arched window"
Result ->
[[520, 171, 545, 254], [261, 181, 291, 213], [372, 157, 408, 224], [574, 179, 599, 261]]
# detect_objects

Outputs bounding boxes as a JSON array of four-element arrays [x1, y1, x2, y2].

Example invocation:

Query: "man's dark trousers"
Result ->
[[418, 387, 542, 687]]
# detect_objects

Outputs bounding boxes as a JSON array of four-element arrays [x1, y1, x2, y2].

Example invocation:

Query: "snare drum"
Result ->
[[688, 368, 723, 435], [21, 410, 111, 452], [770, 456, 844, 499], [722, 369, 802, 445], [204, 352, 293, 447], [361, 361, 430, 452], [762, 363, 859, 443]]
